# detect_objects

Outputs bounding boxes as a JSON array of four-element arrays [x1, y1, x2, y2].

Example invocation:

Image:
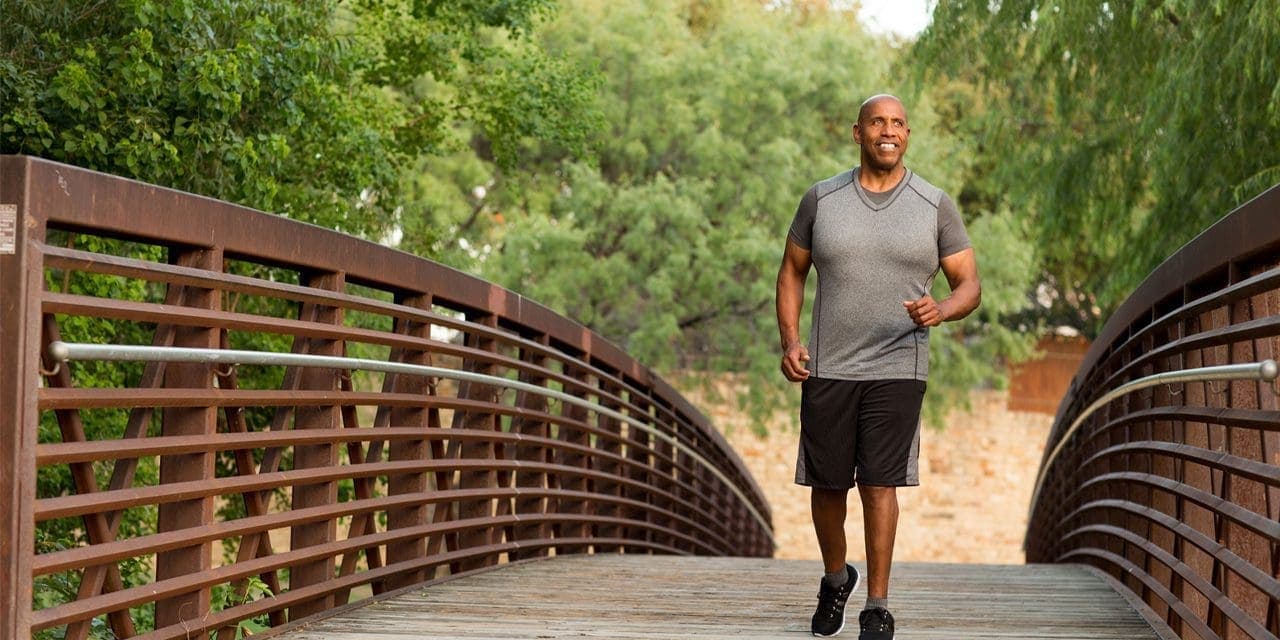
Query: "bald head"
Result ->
[[858, 94, 907, 125], [853, 94, 910, 175]]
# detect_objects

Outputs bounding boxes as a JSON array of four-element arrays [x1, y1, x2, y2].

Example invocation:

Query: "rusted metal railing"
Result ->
[[1026, 184, 1280, 640], [0, 156, 774, 640]]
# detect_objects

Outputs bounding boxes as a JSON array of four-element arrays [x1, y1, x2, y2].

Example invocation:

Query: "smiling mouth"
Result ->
[[876, 142, 898, 151]]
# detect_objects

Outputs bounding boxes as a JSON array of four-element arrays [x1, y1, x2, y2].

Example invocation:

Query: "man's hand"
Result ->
[[903, 295, 945, 327], [781, 342, 811, 382]]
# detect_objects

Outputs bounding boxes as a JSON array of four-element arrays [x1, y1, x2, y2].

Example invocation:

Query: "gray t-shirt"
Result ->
[[787, 167, 971, 381]]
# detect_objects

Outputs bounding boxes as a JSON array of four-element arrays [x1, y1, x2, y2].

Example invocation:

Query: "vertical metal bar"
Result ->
[[1227, 263, 1270, 634], [1147, 320, 1177, 625], [1221, 266, 1243, 640], [331, 370, 383, 606], [1170, 289, 1190, 636], [214, 334, 285, 637], [623, 387, 654, 552], [1205, 303, 1229, 639], [0, 156, 37, 640], [680, 413, 709, 553], [689, 428, 718, 551], [593, 368, 624, 552], [556, 355, 592, 555], [286, 271, 345, 621], [1181, 313, 1213, 631], [510, 336, 552, 560], [154, 245, 222, 630], [1258, 279, 1280, 638], [424, 361, 455, 569], [385, 293, 433, 589], [1132, 322, 1155, 610], [650, 396, 683, 552], [455, 312, 499, 570]]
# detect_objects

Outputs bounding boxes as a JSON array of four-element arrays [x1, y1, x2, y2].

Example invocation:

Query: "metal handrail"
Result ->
[[2, 156, 774, 639], [1021, 184, 1280, 638], [47, 340, 776, 545], [1026, 359, 1278, 532], [38, 243, 724, 441]]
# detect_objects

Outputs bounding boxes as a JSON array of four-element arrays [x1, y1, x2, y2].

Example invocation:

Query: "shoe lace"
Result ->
[[860, 608, 893, 631], [815, 583, 850, 619]]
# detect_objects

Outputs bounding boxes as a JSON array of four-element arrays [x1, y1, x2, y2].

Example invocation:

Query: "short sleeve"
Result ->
[[788, 186, 818, 250], [937, 193, 971, 258]]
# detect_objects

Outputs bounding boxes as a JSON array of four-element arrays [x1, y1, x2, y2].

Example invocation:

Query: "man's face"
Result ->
[[853, 98, 910, 172]]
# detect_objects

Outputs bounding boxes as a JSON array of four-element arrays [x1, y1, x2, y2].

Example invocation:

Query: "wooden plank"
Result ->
[[275, 556, 1161, 639]]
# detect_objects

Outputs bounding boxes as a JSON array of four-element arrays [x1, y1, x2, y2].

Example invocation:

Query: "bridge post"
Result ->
[[1226, 259, 1277, 634], [510, 335, 552, 560], [649, 396, 682, 552], [287, 271, 345, 620], [556, 354, 593, 555], [0, 156, 37, 640], [623, 391, 656, 552], [154, 245, 223, 630], [384, 293, 434, 590], [455, 312, 500, 570], [593, 369, 624, 552]]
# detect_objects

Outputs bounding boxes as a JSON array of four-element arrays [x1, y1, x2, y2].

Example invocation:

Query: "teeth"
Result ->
[[878, 143, 896, 149]]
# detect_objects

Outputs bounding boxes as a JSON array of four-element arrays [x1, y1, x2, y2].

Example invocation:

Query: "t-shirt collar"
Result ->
[[853, 166, 912, 211]]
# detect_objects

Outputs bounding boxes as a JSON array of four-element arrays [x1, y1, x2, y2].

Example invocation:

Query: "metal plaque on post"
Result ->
[[0, 204, 16, 254]]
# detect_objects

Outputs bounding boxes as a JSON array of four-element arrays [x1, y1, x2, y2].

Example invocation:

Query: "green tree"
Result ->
[[1, 0, 596, 236], [3, 0, 396, 235], [406, 0, 1038, 425], [485, 0, 889, 376], [913, 0, 1280, 328]]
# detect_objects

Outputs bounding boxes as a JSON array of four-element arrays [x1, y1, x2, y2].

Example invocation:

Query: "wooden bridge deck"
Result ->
[[274, 555, 1161, 639]]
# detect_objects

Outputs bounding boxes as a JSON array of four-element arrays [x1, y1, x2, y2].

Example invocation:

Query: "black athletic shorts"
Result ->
[[794, 378, 926, 489]]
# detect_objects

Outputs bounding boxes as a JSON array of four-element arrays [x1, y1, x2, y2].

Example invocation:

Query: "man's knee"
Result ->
[[811, 487, 848, 512], [858, 484, 897, 508]]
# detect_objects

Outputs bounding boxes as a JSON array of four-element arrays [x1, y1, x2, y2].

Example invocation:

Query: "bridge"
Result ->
[[1, 155, 1276, 639]]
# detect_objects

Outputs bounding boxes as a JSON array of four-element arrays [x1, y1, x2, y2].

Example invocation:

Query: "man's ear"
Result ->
[[851, 123, 862, 144]]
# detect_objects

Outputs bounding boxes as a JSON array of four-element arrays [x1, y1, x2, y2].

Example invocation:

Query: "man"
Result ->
[[775, 94, 981, 639]]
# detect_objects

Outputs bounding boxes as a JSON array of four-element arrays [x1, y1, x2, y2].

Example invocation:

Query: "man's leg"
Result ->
[[851, 380, 918, 639], [857, 484, 898, 599], [811, 487, 849, 573], [809, 486, 860, 637]]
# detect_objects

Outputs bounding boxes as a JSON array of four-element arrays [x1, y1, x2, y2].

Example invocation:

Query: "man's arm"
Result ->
[[903, 247, 981, 326], [776, 238, 813, 381]]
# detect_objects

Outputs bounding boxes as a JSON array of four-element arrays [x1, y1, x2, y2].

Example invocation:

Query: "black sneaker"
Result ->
[[811, 564, 861, 637], [858, 607, 895, 640]]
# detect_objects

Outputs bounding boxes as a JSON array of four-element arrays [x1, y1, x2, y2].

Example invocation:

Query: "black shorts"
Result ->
[[794, 378, 926, 489]]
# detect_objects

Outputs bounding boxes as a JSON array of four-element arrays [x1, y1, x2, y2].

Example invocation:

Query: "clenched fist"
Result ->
[[781, 342, 811, 382], [903, 295, 946, 327]]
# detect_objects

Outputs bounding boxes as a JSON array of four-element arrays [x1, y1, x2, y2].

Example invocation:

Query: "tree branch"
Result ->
[[677, 298, 769, 330]]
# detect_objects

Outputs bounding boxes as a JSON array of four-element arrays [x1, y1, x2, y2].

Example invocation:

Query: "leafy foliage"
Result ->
[[913, 0, 1280, 328], [4, 0, 393, 236], [1, 0, 595, 237], [406, 0, 1037, 425], [463, 1, 889, 390]]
